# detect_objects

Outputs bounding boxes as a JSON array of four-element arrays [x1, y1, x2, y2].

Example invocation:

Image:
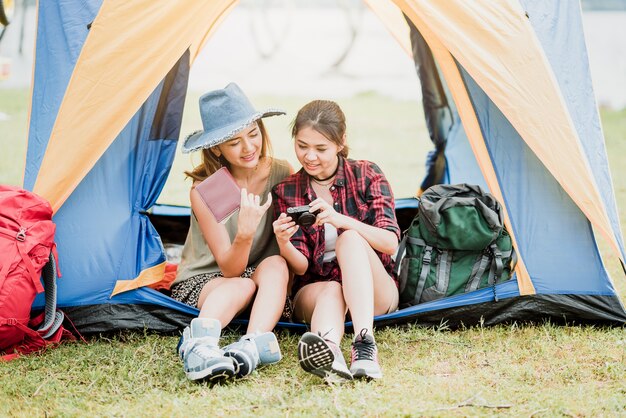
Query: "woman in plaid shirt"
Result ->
[[272, 100, 400, 381]]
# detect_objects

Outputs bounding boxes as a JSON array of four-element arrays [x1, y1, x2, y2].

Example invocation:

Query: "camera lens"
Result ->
[[298, 212, 316, 227]]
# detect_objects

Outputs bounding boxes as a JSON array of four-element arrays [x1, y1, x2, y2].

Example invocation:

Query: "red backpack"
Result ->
[[0, 185, 74, 360]]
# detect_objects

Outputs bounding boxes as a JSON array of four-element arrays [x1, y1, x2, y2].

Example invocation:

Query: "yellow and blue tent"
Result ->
[[26, 0, 625, 332]]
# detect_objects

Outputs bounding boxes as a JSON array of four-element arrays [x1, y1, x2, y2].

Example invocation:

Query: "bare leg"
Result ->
[[246, 255, 290, 333], [293, 281, 346, 344], [197, 277, 256, 327], [335, 230, 398, 336]]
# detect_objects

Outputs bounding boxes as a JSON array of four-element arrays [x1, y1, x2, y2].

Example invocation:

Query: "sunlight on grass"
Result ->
[[1, 325, 624, 416]]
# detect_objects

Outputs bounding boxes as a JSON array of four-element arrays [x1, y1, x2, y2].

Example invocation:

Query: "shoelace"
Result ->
[[352, 329, 376, 361], [318, 329, 333, 340]]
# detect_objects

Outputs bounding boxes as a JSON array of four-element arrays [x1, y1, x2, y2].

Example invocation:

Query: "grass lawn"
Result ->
[[1, 89, 625, 417]]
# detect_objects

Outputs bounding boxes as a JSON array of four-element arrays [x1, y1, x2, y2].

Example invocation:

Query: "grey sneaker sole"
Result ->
[[350, 361, 383, 380], [185, 360, 236, 382], [298, 333, 353, 381]]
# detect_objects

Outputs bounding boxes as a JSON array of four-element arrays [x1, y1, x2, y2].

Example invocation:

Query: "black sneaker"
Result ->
[[298, 332, 353, 381], [350, 329, 382, 379]]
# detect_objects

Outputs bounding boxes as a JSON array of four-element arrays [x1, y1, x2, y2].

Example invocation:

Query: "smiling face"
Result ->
[[291, 101, 349, 178], [295, 126, 343, 179], [213, 122, 263, 169]]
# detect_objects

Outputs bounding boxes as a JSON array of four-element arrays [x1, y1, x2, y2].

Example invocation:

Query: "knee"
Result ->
[[232, 277, 257, 299], [255, 256, 289, 288], [262, 255, 289, 274], [336, 230, 368, 259], [320, 281, 344, 300], [336, 229, 365, 250]]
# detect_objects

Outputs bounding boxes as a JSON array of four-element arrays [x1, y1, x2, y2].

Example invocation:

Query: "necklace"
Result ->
[[311, 177, 334, 187], [311, 163, 339, 185]]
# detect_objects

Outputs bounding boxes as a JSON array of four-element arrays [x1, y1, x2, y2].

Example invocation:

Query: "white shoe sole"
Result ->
[[350, 366, 383, 379]]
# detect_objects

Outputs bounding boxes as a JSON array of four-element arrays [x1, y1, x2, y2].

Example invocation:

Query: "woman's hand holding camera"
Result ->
[[309, 198, 348, 229], [273, 213, 298, 244], [237, 188, 272, 240]]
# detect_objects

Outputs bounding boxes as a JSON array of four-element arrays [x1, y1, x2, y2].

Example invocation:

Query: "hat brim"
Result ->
[[181, 108, 285, 154]]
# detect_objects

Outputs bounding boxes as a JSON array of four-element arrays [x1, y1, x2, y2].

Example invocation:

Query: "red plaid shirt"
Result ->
[[272, 157, 400, 294]]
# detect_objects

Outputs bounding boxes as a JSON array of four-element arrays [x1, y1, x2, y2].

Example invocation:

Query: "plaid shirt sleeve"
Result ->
[[363, 161, 401, 239], [271, 177, 312, 261]]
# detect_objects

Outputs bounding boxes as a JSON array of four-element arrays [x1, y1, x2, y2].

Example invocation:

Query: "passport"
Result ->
[[194, 167, 241, 223]]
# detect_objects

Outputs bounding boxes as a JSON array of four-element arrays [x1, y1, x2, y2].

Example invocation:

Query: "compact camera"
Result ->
[[286, 205, 319, 227]]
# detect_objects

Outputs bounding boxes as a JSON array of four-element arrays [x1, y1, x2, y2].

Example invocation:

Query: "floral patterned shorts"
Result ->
[[170, 267, 293, 322], [170, 267, 256, 308]]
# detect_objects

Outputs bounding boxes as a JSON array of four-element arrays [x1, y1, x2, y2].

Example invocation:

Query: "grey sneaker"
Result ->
[[222, 336, 259, 378], [253, 331, 282, 365], [178, 318, 235, 382], [298, 332, 353, 381], [223, 331, 282, 378], [350, 329, 382, 379]]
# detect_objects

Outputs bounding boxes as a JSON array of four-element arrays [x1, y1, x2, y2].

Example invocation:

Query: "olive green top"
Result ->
[[174, 158, 290, 285]]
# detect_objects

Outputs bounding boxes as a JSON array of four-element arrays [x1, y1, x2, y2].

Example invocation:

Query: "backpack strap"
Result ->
[[486, 247, 514, 285], [435, 249, 452, 294], [393, 236, 427, 277], [36, 253, 60, 336], [0, 225, 44, 293], [466, 253, 491, 293], [509, 247, 518, 272], [413, 245, 433, 304], [407, 237, 427, 246], [489, 243, 503, 302], [41, 311, 65, 339], [490, 244, 503, 280], [393, 235, 408, 277]]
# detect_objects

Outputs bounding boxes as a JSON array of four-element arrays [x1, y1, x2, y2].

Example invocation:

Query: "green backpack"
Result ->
[[395, 184, 516, 308]]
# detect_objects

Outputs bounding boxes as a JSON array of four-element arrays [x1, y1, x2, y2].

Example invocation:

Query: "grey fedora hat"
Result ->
[[182, 82, 285, 153]]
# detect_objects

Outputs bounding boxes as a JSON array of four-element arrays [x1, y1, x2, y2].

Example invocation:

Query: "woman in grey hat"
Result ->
[[172, 83, 292, 383]]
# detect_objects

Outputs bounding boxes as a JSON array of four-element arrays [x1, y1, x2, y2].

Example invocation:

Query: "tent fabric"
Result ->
[[395, 0, 624, 264], [111, 262, 166, 297], [395, 4, 535, 294], [26, 0, 625, 331], [403, 14, 450, 192], [31, 0, 237, 213], [29, 1, 190, 312], [518, 0, 626, 266], [25, 1, 100, 192]]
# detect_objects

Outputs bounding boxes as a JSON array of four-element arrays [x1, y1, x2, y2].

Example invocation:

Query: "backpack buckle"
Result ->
[[16, 228, 26, 242], [423, 248, 432, 264]]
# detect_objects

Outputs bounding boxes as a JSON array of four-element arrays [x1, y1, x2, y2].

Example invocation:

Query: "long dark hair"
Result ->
[[291, 100, 349, 158], [185, 120, 273, 182]]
